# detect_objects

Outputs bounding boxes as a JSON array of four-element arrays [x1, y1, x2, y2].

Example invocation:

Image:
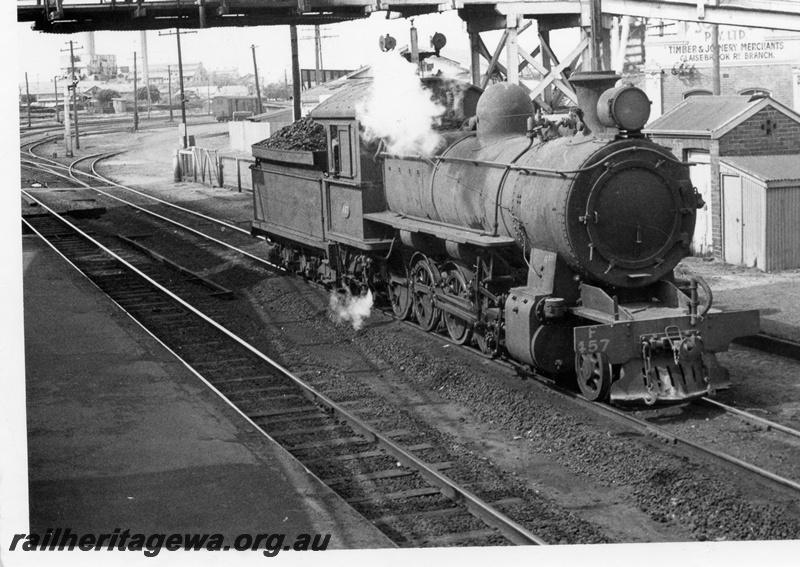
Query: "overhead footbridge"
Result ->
[[17, 0, 800, 33]]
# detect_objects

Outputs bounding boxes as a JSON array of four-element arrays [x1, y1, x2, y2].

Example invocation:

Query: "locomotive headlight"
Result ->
[[597, 85, 651, 132]]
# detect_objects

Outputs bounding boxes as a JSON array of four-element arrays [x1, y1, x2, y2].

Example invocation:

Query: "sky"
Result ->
[[15, 12, 472, 87], [14, 8, 578, 91]]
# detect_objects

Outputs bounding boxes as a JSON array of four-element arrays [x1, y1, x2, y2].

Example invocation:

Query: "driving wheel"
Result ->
[[576, 352, 612, 402]]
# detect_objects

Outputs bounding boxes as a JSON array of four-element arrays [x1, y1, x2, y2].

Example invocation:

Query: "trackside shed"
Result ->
[[718, 155, 800, 271]]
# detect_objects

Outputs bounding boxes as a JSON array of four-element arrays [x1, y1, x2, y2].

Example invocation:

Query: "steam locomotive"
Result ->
[[250, 71, 759, 405]]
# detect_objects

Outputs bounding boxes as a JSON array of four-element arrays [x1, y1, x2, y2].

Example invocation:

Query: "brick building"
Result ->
[[640, 22, 800, 119], [645, 95, 800, 262]]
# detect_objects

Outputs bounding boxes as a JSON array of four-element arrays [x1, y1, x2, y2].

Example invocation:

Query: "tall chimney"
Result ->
[[569, 70, 619, 136], [84, 32, 96, 56]]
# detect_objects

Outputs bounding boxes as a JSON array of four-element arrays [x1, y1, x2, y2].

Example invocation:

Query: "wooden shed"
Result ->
[[645, 95, 800, 261], [719, 155, 800, 271]]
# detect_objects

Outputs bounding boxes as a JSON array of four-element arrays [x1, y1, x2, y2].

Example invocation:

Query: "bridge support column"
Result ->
[[581, 0, 612, 71], [469, 31, 481, 87], [290, 24, 302, 121], [506, 14, 519, 85]]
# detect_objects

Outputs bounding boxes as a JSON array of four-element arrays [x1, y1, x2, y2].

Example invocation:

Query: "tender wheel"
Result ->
[[411, 257, 441, 331], [389, 274, 412, 320], [576, 352, 612, 402], [442, 268, 472, 345]]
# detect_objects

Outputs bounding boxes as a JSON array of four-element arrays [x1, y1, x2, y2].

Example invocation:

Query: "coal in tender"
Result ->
[[257, 117, 326, 152]]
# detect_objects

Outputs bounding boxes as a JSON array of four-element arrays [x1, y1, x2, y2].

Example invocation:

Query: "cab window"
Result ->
[[329, 124, 353, 178]]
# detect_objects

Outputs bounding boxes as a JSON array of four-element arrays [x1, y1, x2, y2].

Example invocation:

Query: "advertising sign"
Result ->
[[649, 23, 799, 68]]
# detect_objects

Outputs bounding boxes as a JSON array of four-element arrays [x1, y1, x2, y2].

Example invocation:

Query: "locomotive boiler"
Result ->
[[250, 71, 759, 405]]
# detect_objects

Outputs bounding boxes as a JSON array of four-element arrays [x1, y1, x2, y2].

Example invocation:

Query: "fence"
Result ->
[[219, 155, 255, 192], [177, 147, 254, 192]]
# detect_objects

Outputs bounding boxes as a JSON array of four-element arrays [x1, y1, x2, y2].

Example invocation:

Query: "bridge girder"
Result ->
[[19, 0, 800, 33]]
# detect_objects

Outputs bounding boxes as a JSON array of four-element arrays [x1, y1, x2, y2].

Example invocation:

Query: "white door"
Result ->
[[722, 174, 743, 265], [793, 68, 800, 112], [687, 150, 711, 255]]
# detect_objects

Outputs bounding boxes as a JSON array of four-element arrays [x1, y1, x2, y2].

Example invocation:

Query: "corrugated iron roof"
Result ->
[[722, 155, 800, 183], [309, 79, 373, 119], [646, 96, 753, 136], [249, 107, 293, 122]]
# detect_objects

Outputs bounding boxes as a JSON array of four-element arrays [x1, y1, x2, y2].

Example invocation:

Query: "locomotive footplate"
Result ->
[[573, 309, 760, 404]]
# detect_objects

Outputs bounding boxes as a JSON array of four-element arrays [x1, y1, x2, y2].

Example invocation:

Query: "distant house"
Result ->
[[138, 63, 209, 86], [215, 85, 250, 97], [209, 68, 241, 86]]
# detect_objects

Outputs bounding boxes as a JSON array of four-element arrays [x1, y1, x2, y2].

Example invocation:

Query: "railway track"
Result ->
[[20, 133, 800, 541], [23, 140, 258, 250], [22, 192, 548, 547]]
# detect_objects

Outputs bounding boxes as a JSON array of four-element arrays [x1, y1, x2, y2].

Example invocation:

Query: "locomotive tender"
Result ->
[[250, 71, 760, 405]]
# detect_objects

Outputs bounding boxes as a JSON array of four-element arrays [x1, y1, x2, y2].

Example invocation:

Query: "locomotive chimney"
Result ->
[[569, 71, 620, 137]]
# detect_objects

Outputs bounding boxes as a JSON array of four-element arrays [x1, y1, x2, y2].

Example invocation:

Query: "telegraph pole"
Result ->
[[314, 25, 322, 86], [133, 52, 139, 131], [24, 72, 32, 128], [176, 28, 188, 147], [251, 44, 263, 114], [63, 83, 72, 157], [53, 76, 60, 123], [159, 28, 195, 148], [62, 40, 82, 149], [167, 65, 174, 122]]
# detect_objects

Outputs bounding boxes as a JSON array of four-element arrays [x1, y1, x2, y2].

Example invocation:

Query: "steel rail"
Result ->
[[392, 309, 800, 496], [87, 154, 250, 236], [24, 135, 62, 158], [22, 153, 280, 273], [597, 401, 800, 493], [733, 333, 800, 362], [21, 190, 547, 546], [491, 357, 800, 494], [476, 350, 800, 494], [699, 397, 800, 441], [23, 137, 250, 237], [382, 276, 800, 495]]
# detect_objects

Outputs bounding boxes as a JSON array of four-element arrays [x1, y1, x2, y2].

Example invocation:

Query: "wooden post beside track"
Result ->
[[133, 51, 139, 132], [24, 72, 32, 128], [63, 84, 73, 157]]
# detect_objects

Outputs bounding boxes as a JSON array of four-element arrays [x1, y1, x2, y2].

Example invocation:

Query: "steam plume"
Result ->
[[329, 289, 374, 331], [356, 53, 445, 155]]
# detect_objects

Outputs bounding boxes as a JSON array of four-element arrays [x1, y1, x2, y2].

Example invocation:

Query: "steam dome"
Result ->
[[476, 83, 533, 139]]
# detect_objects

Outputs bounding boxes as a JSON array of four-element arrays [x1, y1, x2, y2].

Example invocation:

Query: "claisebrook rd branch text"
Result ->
[[9, 529, 331, 557]]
